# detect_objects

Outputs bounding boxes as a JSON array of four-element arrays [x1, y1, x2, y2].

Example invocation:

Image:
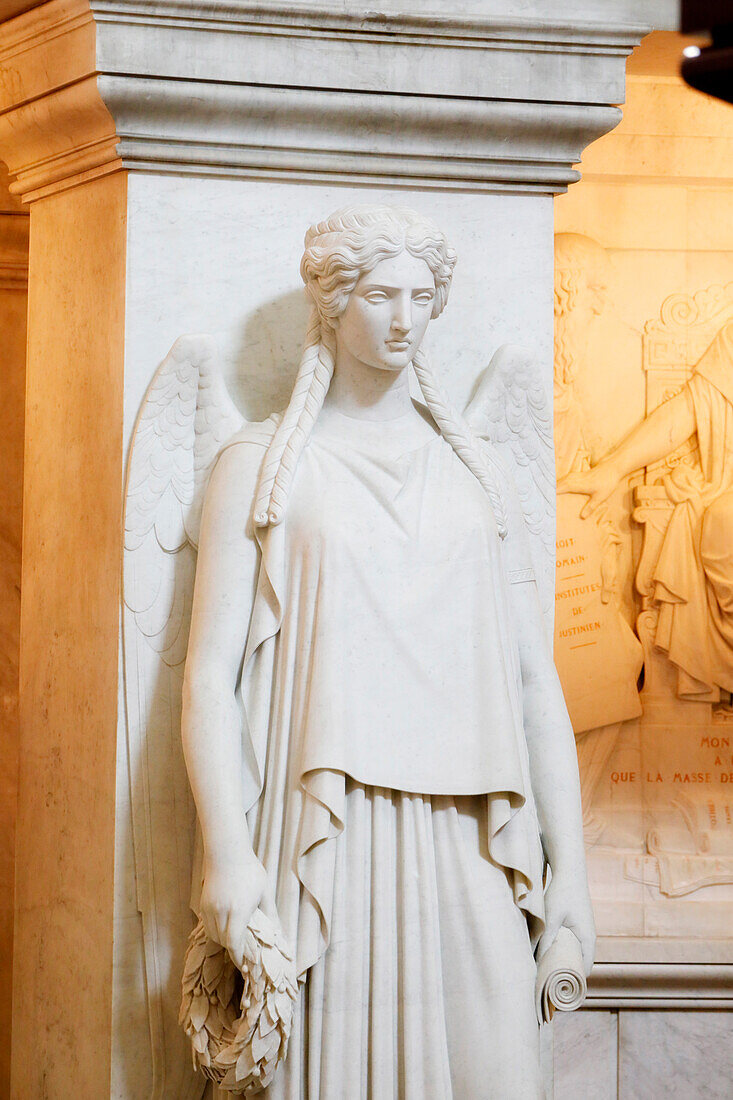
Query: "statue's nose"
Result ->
[[391, 298, 411, 333]]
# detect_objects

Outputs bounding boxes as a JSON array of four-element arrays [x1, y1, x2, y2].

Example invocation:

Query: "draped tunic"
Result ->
[[196, 403, 546, 987]]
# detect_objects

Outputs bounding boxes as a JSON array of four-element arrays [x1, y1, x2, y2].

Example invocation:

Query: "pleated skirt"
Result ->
[[265, 780, 544, 1100]]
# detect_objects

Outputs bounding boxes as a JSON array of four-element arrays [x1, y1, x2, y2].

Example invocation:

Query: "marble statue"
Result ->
[[124, 204, 593, 1097]]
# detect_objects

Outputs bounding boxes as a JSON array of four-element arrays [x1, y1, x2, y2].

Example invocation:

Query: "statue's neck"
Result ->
[[326, 345, 416, 422]]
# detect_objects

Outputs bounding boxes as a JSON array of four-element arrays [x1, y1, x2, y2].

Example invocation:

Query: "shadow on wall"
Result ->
[[121, 284, 311, 1095], [230, 287, 311, 423]]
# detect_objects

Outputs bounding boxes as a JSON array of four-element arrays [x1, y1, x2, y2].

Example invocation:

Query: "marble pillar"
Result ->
[[0, 1, 679, 1095]]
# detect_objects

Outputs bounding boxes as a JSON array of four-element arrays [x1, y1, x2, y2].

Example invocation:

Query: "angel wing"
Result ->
[[464, 344, 556, 629], [123, 335, 244, 1099]]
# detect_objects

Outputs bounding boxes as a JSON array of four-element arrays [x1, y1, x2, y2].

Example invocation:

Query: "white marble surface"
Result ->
[[554, 1008, 733, 1099], [318, 0, 678, 20], [554, 1010, 617, 1100], [122, 177, 554, 462], [619, 1010, 733, 1099], [113, 120, 557, 1100], [0, 0, 675, 203], [90, 0, 670, 195]]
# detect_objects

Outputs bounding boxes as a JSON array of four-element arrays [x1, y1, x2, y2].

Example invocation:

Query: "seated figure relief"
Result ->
[[552, 231, 733, 934], [562, 307, 733, 703]]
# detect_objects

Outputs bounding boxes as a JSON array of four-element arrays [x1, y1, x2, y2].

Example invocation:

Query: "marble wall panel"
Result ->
[[122, 177, 554, 453], [553, 1009, 733, 1099], [619, 1011, 733, 1099], [553, 1010, 618, 1100]]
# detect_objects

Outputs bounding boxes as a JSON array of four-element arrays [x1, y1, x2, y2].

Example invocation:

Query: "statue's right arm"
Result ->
[[182, 442, 267, 960], [559, 386, 696, 516]]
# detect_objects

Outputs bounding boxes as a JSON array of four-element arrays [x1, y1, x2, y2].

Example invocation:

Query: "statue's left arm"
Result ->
[[512, 576, 596, 975]]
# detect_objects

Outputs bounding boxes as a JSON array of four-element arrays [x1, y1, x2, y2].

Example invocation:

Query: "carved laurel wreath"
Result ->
[[179, 908, 298, 1094]]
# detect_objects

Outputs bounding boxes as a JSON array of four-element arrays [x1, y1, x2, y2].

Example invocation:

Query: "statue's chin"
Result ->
[[369, 352, 413, 373]]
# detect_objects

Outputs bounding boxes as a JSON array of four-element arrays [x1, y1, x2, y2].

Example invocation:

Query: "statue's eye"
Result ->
[[413, 292, 434, 305], [364, 291, 388, 303]]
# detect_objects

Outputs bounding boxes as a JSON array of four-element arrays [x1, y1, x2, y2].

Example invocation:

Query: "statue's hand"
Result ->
[[558, 462, 619, 519], [199, 851, 268, 967], [536, 868, 596, 977]]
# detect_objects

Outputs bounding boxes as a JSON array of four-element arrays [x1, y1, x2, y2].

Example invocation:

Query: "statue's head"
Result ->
[[554, 233, 611, 322], [554, 233, 612, 386], [253, 204, 503, 536], [300, 206, 456, 376], [301, 206, 456, 321]]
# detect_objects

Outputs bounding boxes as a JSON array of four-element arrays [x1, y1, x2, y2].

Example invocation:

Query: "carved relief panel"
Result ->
[[554, 232, 733, 943]]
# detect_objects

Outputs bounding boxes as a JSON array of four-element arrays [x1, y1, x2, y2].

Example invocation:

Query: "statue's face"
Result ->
[[334, 250, 436, 372]]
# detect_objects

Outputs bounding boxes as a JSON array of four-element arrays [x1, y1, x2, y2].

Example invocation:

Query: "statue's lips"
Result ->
[[385, 339, 410, 351]]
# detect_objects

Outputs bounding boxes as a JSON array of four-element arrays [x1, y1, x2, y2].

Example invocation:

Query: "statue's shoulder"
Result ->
[[207, 414, 280, 507], [221, 413, 281, 455], [216, 414, 280, 469]]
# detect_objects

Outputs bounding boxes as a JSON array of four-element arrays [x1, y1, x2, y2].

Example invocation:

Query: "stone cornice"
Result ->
[[92, 0, 648, 40], [91, 0, 641, 108], [587, 962, 733, 1009], [0, 211, 29, 287], [0, 0, 121, 201], [101, 76, 621, 193], [0, 0, 665, 200], [586, 938, 733, 1008]]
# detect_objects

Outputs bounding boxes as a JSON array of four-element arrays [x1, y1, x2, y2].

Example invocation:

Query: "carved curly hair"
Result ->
[[253, 204, 506, 537]]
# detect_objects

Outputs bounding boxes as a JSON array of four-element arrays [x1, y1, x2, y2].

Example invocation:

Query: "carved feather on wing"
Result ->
[[465, 344, 556, 625], [122, 335, 244, 1099]]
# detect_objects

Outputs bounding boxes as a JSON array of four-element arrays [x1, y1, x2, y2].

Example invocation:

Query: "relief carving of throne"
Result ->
[[633, 283, 733, 712]]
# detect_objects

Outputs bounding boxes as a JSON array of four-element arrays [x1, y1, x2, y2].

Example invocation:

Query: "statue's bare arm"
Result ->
[[182, 443, 267, 960], [511, 577, 596, 974], [559, 386, 696, 515]]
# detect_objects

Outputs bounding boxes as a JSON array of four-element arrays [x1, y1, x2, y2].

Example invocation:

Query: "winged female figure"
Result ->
[[124, 204, 593, 1098]]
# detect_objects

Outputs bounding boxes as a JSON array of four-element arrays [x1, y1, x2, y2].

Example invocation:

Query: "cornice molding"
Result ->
[[586, 939, 733, 1008], [587, 962, 733, 1009], [90, 0, 641, 109], [0, 0, 661, 200], [102, 75, 620, 193], [0, 0, 121, 202], [0, 211, 29, 288], [91, 0, 648, 41]]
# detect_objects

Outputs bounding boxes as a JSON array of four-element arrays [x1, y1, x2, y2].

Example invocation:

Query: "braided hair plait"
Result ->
[[254, 204, 460, 529], [412, 348, 508, 539], [253, 309, 336, 527]]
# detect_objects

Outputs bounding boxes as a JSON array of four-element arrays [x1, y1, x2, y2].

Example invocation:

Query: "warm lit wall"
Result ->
[[555, 33, 733, 476], [11, 171, 126, 1099], [0, 159, 27, 1100], [553, 31, 733, 1098]]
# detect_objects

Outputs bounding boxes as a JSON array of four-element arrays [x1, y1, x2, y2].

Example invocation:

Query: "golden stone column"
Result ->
[[0, 161, 28, 1100], [0, 4, 125, 1094]]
